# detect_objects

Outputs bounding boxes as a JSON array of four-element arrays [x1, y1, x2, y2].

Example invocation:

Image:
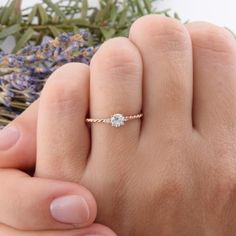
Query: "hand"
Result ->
[[32, 15, 236, 235], [0, 102, 116, 235], [2, 13, 236, 236]]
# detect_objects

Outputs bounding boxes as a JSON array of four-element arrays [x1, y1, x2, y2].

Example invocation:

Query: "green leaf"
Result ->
[[0, 7, 4, 19], [127, 0, 136, 13], [13, 27, 35, 53], [134, 0, 145, 15], [81, 0, 88, 19], [0, 0, 16, 24], [143, 0, 152, 13], [48, 25, 60, 37], [51, 15, 60, 24], [0, 0, 160, 52], [37, 4, 49, 25], [0, 24, 21, 39], [118, 6, 128, 27], [95, 1, 112, 23], [27, 5, 38, 24], [100, 28, 116, 39], [43, 0, 66, 20], [73, 25, 80, 34], [6, 0, 22, 25], [118, 28, 129, 37], [70, 18, 90, 26], [110, 4, 118, 23]]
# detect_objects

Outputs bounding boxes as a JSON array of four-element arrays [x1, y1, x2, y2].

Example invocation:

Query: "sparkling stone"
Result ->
[[110, 113, 126, 127]]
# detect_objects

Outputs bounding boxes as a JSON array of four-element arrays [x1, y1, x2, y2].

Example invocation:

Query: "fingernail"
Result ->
[[50, 195, 90, 224], [0, 125, 20, 150]]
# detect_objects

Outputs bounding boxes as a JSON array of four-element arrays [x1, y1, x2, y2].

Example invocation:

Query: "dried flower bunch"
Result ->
[[0, 31, 97, 127], [0, 0, 169, 50], [0, 0, 169, 127]]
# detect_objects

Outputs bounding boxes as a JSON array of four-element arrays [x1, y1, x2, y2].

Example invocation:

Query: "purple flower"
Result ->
[[58, 33, 71, 43], [0, 31, 98, 126]]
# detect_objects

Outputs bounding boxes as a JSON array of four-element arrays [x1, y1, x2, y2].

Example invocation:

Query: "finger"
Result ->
[[89, 37, 143, 160], [186, 22, 236, 136], [0, 100, 38, 169], [0, 169, 97, 231], [0, 223, 117, 236], [36, 63, 90, 181], [129, 15, 193, 137]]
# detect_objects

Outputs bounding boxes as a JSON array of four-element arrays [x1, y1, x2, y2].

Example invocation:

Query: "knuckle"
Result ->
[[189, 22, 236, 55], [130, 14, 190, 51], [146, 162, 189, 207], [91, 37, 141, 77], [207, 172, 236, 216], [153, 176, 187, 207], [202, 149, 236, 215]]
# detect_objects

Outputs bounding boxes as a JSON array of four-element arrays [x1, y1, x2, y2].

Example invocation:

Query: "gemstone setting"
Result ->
[[110, 113, 126, 127]]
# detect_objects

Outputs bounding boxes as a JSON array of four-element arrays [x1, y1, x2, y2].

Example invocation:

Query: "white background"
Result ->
[[1, 0, 236, 33], [156, 0, 236, 33]]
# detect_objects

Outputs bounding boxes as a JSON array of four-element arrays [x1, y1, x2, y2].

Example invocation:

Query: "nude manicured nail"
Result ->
[[50, 195, 90, 224], [0, 126, 20, 150]]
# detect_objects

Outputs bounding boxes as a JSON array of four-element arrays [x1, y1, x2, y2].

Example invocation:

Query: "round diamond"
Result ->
[[110, 114, 126, 127]]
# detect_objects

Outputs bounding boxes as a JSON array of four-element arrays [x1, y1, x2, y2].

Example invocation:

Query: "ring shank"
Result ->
[[86, 113, 143, 124]]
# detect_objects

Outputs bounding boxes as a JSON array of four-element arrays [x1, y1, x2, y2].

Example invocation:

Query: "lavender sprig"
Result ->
[[0, 31, 98, 126], [0, 0, 161, 52]]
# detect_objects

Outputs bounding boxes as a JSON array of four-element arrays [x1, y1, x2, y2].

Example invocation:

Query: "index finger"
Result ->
[[0, 100, 38, 169]]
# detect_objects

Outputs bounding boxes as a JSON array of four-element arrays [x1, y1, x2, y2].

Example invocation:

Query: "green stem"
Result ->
[[10, 102, 28, 109], [0, 119, 10, 125], [21, 23, 100, 30]]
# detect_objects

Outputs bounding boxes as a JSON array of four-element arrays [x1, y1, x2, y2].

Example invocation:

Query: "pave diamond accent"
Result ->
[[110, 113, 126, 127]]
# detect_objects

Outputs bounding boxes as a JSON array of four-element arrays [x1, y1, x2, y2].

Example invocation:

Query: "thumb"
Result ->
[[0, 100, 38, 169], [0, 169, 97, 230]]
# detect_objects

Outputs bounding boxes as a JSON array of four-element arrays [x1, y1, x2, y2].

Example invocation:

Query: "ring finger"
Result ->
[[89, 37, 143, 159]]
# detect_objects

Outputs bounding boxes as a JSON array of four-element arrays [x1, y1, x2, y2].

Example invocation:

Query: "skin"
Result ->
[[0, 76, 116, 233], [1, 14, 236, 235]]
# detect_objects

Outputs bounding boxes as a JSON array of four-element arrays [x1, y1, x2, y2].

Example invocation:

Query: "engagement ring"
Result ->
[[86, 113, 143, 128]]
